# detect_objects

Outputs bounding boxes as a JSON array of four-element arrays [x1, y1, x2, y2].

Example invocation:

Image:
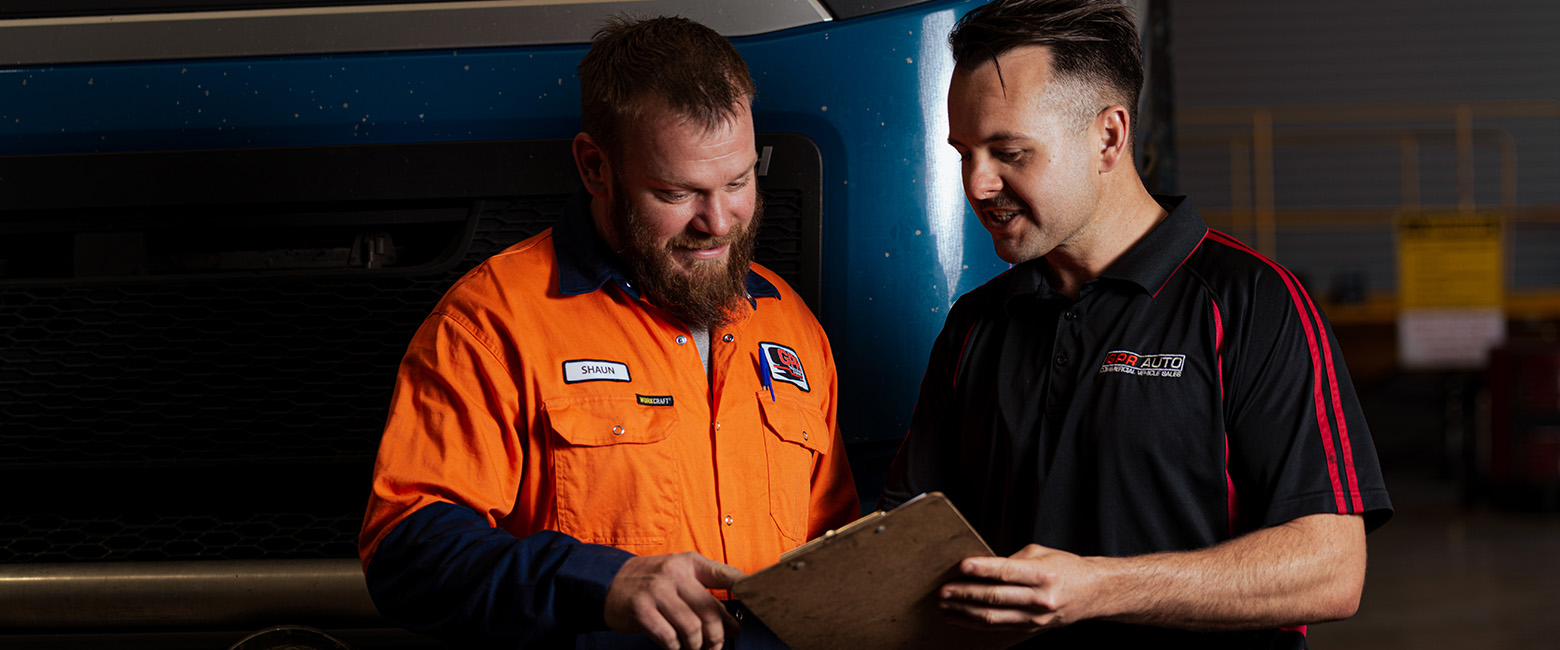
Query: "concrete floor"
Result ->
[[1307, 471, 1560, 649]]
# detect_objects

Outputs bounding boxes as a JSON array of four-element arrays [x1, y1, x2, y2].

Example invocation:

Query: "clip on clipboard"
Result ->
[[732, 492, 1032, 650]]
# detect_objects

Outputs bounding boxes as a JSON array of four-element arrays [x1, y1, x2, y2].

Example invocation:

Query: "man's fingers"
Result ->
[[605, 553, 746, 650], [941, 603, 1046, 633], [957, 556, 1009, 580], [703, 599, 739, 649], [960, 554, 1053, 587], [634, 599, 682, 650], [692, 556, 746, 589], [675, 574, 736, 649], [681, 553, 741, 648], [656, 594, 707, 650], [694, 597, 735, 650], [719, 604, 740, 648], [941, 581, 1046, 608]]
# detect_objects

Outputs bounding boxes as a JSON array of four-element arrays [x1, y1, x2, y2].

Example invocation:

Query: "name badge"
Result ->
[[563, 359, 631, 384]]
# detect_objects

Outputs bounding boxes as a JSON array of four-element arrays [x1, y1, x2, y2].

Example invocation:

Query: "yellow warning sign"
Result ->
[[1397, 213, 1504, 309]]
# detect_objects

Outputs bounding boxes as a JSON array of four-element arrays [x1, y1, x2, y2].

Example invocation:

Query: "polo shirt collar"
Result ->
[[1004, 257, 1062, 305], [1097, 195, 1208, 295], [1003, 195, 1207, 307], [553, 188, 781, 303]]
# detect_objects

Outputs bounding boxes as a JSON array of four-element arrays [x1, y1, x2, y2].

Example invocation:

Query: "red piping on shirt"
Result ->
[[1213, 298, 1225, 401], [1206, 230, 1348, 513], [1214, 298, 1237, 537]]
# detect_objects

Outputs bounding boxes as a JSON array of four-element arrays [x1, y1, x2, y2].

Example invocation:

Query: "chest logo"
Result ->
[[1099, 350, 1186, 378], [759, 342, 810, 392], [563, 359, 631, 384]]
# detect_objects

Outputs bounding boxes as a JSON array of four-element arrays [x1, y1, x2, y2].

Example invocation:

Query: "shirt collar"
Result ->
[[1003, 195, 1207, 307], [1003, 257, 1062, 305], [1098, 195, 1208, 295], [553, 188, 781, 303]]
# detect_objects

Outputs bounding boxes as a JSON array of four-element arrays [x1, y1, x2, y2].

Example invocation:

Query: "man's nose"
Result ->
[[692, 193, 734, 238], [966, 155, 1004, 200]]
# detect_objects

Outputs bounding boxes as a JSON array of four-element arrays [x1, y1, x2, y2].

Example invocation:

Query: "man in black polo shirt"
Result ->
[[880, 1, 1393, 648]]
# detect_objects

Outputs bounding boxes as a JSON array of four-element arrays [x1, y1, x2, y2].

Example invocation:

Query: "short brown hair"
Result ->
[[949, 0, 1142, 129], [577, 16, 756, 154]]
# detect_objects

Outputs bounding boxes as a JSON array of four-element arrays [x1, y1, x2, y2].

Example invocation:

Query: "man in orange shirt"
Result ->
[[359, 17, 858, 650]]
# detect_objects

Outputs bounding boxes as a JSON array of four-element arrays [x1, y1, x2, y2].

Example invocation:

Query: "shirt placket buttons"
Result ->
[[724, 515, 734, 526], [612, 425, 624, 436]]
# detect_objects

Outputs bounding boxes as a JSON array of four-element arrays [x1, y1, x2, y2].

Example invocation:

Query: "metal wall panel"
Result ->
[[1171, 0, 1560, 294]]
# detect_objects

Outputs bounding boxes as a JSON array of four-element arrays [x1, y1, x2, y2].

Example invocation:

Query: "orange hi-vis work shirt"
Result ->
[[359, 193, 859, 589]]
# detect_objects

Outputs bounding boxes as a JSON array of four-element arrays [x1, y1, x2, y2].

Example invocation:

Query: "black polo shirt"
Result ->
[[882, 196, 1392, 649]]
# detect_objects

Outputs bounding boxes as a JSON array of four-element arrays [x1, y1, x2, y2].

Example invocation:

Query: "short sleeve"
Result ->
[[1221, 270, 1392, 534]]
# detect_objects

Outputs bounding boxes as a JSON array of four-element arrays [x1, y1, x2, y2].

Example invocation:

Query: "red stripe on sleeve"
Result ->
[[1206, 231, 1347, 512], [1295, 281, 1365, 511]]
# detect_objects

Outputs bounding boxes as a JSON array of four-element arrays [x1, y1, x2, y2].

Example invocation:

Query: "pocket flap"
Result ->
[[755, 391, 831, 455], [545, 394, 679, 447]]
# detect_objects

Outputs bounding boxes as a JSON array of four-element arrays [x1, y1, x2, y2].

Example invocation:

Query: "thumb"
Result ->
[[693, 557, 746, 589]]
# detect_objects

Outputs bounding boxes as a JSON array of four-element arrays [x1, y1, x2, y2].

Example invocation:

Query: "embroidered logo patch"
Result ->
[[563, 359, 631, 383], [636, 394, 674, 407], [759, 342, 810, 392], [1098, 350, 1186, 378]]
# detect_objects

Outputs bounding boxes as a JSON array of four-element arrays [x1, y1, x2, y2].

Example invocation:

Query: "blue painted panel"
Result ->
[[0, 0, 1006, 452], [733, 1, 1008, 447], [0, 46, 591, 153]]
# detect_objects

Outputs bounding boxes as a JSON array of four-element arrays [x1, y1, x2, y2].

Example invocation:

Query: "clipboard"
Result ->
[[731, 492, 1032, 650]]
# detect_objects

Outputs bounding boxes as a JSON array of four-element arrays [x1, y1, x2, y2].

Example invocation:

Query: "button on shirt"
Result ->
[[359, 190, 858, 646]]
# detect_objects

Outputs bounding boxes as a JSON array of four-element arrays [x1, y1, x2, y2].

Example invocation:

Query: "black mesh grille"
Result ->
[[0, 198, 562, 467], [754, 189, 806, 282]]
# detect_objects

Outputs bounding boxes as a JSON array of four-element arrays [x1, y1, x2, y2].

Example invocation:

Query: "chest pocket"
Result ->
[[756, 391, 831, 543], [545, 394, 682, 551]]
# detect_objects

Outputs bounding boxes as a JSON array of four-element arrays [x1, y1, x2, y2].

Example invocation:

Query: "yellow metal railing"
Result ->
[[1178, 100, 1560, 321]]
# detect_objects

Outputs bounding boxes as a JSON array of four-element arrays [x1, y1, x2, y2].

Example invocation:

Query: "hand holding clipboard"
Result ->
[[732, 493, 1033, 650]]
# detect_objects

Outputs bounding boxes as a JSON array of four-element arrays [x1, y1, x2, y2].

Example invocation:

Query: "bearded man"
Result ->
[[359, 16, 858, 650]]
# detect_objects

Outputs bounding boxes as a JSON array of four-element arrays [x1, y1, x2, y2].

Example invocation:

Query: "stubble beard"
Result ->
[[976, 192, 1042, 264], [612, 177, 764, 331]]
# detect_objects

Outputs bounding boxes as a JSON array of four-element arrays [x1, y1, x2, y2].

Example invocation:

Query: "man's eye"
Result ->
[[658, 190, 691, 201], [995, 150, 1024, 162]]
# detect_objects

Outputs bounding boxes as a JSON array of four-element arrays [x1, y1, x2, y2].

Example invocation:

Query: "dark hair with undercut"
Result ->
[[577, 16, 756, 155], [949, 0, 1142, 130]]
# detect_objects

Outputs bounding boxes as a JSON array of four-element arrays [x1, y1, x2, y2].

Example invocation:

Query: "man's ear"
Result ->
[[573, 132, 610, 198], [1094, 104, 1132, 173]]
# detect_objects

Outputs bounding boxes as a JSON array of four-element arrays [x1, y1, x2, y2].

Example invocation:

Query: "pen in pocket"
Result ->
[[760, 357, 776, 402]]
